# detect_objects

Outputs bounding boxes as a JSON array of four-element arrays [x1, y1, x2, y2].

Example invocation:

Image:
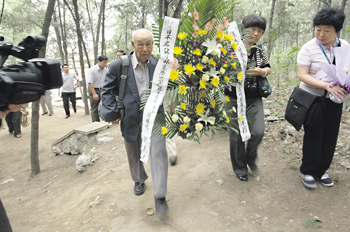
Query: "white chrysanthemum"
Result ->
[[172, 114, 179, 122], [183, 116, 191, 124], [195, 123, 203, 131]]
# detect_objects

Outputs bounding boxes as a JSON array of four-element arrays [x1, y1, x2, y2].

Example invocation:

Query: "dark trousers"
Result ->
[[300, 98, 342, 178], [62, 92, 76, 116], [0, 198, 12, 232], [227, 98, 265, 176], [88, 88, 101, 122], [5, 111, 22, 137]]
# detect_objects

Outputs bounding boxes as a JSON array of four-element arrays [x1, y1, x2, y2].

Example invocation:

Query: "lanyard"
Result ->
[[316, 39, 337, 64]]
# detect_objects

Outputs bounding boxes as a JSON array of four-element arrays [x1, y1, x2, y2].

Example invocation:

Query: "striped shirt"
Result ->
[[297, 37, 348, 96]]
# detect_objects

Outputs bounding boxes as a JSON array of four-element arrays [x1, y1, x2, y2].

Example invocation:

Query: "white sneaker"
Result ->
[[319, 174, 334, 187], [301, 173, 317, 189]]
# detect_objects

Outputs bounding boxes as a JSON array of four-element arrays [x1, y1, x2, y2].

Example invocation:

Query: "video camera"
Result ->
[[0, 35, 62, 110]]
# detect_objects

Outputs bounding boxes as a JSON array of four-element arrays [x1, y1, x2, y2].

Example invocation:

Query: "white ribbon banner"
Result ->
[[140, 17, 180, 163], [227, 21, 251, 142]]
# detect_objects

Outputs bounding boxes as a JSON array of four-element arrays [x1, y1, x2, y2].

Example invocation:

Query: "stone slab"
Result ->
[[51, 122, 110, 147]]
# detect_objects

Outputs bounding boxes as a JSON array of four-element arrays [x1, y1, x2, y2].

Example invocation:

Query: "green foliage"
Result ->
[[304, 218, 324, 228]]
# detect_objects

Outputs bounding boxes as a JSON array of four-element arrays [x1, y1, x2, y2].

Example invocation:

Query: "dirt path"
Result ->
[[1, 103, 350, 232]]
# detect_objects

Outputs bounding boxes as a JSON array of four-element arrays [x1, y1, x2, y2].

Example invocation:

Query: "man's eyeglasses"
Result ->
[[249, 27, 264, 34]]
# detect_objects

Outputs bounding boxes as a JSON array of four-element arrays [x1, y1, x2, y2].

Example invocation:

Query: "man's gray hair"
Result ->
[[131, 29, 154, 42]]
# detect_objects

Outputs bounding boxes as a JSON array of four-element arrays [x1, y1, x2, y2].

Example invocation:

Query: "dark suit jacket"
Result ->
[[101, 52, 162, 143]]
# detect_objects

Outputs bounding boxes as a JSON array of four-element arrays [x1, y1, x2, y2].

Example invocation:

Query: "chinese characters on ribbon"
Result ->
[[227, 21, 251, 141], [140, 17, 180, 163]]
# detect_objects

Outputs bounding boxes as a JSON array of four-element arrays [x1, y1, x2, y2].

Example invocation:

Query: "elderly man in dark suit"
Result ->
[[101, 29, 169, 218]]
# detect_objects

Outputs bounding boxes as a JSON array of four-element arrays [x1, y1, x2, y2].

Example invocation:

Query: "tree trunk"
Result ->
[[94, 0, 105, 62], [64, 0, 90, 115], [172, 0, 184, 19], [164, 0, 169, 17], [159, 0, 163, 20], [58, 0, 68, 64], [341, 0, 347, 10], [53, 11, 64, 65], [31, 0, 56, 178], [0, 0, 5, 25], [72, 0, 89, 115], [85, 0, 96, 49], [267, 0, 276, 58], [101, 0, 106, 55]]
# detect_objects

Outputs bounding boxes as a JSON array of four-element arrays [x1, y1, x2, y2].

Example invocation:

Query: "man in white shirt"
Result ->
[[87, 55, 108, 122], [59, 64, 79, 119]]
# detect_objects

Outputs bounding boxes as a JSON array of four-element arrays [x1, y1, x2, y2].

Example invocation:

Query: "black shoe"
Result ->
[[155, 197, 169, 219], [74, 108, 77, 113], [65, 115, 70, 119], [169, 156, 177, 165], [42, 112, 48, 115], [134, 182, 146, 195], [248, 163, 260, 174], [237, 174, 248, 181]]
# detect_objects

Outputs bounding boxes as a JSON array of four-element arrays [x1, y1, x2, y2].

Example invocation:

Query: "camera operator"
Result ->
[[0, 35, 63, 232]]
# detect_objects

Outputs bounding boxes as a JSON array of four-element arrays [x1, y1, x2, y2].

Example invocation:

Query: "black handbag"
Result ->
[[285, 86, 325, 131], [257, 76, 271, 98]]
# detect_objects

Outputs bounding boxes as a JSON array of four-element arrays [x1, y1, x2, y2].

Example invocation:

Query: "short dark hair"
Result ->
[[62, 63, 68, 68], [116, 50, 126, 55], [98, 55, 108, 62], [242, 15, 267, 31], [313, 7, 345, 33]]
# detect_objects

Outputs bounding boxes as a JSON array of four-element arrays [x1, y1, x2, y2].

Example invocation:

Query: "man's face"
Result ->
[[131, 30, 153, 64], [116, 52, 124, 59], [63, 65, 69, 73], [98, 60, 108, 69]]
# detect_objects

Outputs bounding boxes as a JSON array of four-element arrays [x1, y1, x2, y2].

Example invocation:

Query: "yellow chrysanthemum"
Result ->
[[199, 92, 207, 98], [196, 103, 205, 115], [231, 62, 237, 69], [239, 115, 243, 122], [193, 48, 201, 56], [216, 31, 224, 39], [184, 64, 195, 76], [196, 63, 204, 71], [162, 126, 168, 135], [224, 76, 230, 84], [226, 96, 230, 102], [231, 42, 238, 50], [211, 77, 220, 87], [177, 32, 188, 40], [237, 71, 243, 82], [222, 64, 228, 68], [181, 103, 186, 110], [179, 123, 188, 132], [174, 46, 183, 55], [210, 99, 216, 108], [170, 69, 180, 81], [224, 34, 234, 42], [219, 47, 226, 55], [198, 29, 208, 36], [226, 117, 230, 123], [209, 58, 216, 66], [199, 79, 207, 89], [178, 85, 189, 95]]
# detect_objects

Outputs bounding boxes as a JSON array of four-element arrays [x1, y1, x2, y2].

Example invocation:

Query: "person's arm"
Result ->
[[246, 67, 271, 77], [298, 66, 348, 100], [89, 83, 99, 100], [101, 60, 122, 123]]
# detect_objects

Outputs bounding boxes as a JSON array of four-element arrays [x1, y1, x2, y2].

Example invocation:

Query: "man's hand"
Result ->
[[0, 104, 22, 118], [111, 119, 120, 125], [93, 93, 99, 101]]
